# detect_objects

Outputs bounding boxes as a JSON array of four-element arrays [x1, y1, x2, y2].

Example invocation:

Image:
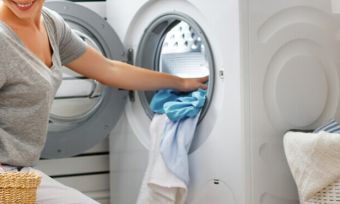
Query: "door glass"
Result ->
[[136, 15, 214, 120], [160, 21, 209, 78], [50, 30, 104, 123]]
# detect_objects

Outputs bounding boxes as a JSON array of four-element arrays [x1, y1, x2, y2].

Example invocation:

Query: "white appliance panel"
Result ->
[[107, 0, 340, 204]]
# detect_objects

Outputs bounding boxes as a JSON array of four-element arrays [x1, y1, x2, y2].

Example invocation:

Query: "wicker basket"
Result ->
[[303, 179, 340, 204], [0, 172, 41, 204]]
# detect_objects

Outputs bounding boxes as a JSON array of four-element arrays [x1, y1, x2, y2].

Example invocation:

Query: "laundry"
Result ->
[[136, 114, 188, 204], [150, 88, 206, 183], [136, 89, 206, 203], [150, 89, 207, 121], [283, 131, 340, 202]]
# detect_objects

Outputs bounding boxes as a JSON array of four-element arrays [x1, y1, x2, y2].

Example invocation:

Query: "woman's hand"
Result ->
[[178, 76, 209, 92]]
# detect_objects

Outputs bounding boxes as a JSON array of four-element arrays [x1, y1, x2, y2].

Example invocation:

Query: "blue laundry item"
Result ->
[[150, 89, 207, 121], [149, 89, 207, 185], [314, 119, 340, 133], [160, 113, 200, 185]]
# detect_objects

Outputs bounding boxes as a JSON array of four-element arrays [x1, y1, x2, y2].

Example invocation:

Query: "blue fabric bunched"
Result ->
[[150, 89, 207, 121], [149, 89, 207, 185]]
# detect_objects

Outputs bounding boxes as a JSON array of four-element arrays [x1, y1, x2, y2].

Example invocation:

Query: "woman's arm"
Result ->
[[66, 46, 208, 92]]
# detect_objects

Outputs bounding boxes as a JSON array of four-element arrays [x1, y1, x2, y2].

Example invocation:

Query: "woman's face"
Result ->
[[1, 0, 44, 21]]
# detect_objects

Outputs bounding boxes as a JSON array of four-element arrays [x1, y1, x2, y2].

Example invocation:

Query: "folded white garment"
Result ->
[[283, 131, 340, 201], [136, 114, 187, 204]]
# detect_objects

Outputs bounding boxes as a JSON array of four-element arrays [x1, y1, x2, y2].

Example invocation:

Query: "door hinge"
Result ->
[[127, 48, 135, 102]]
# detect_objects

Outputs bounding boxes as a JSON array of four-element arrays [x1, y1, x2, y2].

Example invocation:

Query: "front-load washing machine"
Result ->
[[105, 0, 340, 204], [37, 1, 124, 203], [37, 0, 340, 203]]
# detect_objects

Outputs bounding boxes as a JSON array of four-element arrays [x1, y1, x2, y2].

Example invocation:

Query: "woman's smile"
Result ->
[[12, 0, 35, 11]]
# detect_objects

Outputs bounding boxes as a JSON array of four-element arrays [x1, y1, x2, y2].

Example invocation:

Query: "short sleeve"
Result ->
[[42, 8, 86, 65]]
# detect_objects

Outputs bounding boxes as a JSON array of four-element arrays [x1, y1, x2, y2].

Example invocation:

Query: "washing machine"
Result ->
[[35, 0, 340, 203], [104, 0, 340, 204], [36, 1, 121, 203]]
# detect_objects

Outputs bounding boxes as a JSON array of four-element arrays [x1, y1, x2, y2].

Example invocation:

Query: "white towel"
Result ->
[[136, 114, 187, 204], [283, 131, 340, 201]]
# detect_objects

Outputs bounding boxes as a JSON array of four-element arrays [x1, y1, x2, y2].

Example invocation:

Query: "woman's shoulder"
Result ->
[[42, 7, 65, 27], [42, 7, 68, 44]]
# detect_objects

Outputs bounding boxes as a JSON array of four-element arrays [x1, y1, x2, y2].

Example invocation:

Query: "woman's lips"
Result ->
[[12, 0, 35, 11]]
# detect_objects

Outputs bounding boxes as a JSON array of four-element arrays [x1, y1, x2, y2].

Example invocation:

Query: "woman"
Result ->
[[0, 0, 208, 203]]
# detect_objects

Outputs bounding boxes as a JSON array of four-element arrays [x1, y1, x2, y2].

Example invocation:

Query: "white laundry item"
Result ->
[[160, 111, 201, 185], [136, 114, 187, 204], [283, 131, 340, 202]]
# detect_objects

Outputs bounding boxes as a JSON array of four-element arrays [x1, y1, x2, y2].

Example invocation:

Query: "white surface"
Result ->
[[109, 113, 148, 204], [37, 139, 110, 203], [107, 0, 340, 204], [190, 179, 236, 204], [331, 0, 340, 13], [37, 155, 109, 176], [56, 175, 110, 203]]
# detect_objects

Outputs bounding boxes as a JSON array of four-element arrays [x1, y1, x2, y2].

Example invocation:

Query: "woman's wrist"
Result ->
[[175, 76, 185, 91]]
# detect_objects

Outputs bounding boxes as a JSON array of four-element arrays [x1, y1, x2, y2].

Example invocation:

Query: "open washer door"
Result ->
[[41, 1, 127, 159]]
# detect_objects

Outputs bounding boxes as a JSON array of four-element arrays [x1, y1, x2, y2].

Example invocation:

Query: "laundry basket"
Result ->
[[303, 179, 340, 204], [0, 172, 41, 204]]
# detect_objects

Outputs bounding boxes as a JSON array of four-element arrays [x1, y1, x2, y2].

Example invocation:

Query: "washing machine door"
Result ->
[[127, 13, 215, 152], [41, 1, 127, 159]]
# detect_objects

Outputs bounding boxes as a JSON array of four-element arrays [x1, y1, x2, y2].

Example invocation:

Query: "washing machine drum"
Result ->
[[41, 1, 127, 159]]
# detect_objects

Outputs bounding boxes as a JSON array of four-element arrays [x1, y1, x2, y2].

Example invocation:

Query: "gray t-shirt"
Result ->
[[0, 7, 86, 166]]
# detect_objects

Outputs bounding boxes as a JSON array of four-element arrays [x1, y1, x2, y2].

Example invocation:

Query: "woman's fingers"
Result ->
[[180, 76, 209, 92], [198, 75, 209, 83], [198, 75, 208, 90], [199, 83, 208, 90]]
